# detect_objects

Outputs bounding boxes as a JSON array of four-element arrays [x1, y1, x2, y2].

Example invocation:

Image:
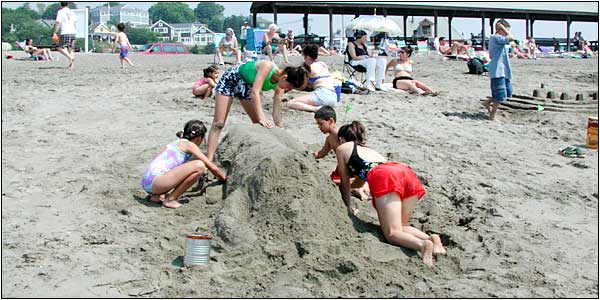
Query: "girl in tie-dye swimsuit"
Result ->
[[141, 120, 227, 209]]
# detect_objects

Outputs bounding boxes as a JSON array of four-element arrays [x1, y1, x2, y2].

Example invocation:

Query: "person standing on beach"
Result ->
[[240, 21, 250, 52], [482, 19, 514, 121], [52, 2, 77, 69], [141, 120, 227, 209], [335, 121, 446, 267], [112, 23, 134, 68], [206, 60, 309, 161]]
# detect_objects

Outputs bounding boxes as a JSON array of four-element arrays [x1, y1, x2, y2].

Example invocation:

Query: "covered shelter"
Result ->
[[250, 2, 598, 50]]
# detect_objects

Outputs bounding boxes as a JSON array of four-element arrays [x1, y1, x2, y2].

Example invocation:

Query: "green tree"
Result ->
[[1, 8, 52, 44], [194, 3, 224, 32], [36, 3, 46, 14], [41, 2, 77, 20], [125, 24, 159, 45], [148, 2, 195, 24], [17, 3, 40, 19], [223, 15, 250, 37]]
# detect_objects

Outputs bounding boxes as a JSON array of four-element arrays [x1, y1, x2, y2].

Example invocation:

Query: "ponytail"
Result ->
[[176, 120, 207, 140], [338, 121, 366, 146]]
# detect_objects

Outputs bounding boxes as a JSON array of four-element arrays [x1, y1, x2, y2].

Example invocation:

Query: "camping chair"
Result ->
[[253, 29, 268, 58], [378, 38, 398, 57], [415, 40, 430, 56], [16, 41, 48, 61], [343, 45, 367, 84]]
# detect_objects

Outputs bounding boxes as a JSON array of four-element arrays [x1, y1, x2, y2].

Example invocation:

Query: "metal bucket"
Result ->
[[184, 234, 212, 266]]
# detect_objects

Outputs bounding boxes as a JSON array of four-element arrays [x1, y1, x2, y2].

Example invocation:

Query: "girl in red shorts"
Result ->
[[335, 121, 446, 267]]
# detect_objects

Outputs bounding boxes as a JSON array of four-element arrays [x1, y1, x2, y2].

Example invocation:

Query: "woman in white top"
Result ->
[[385, 47, 436, 95], [217, 28, 242, 65]]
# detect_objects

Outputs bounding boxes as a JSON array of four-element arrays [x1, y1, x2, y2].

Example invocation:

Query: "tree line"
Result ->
[[1, 2, 250, 47]]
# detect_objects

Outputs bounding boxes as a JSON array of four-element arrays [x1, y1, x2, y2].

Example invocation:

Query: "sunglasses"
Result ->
[[399, 50, 407, 54]]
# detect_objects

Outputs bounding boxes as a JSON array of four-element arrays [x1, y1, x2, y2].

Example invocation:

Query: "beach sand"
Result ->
[[1, 50, 598, 297]]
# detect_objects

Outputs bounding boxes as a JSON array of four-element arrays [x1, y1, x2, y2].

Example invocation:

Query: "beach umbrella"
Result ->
[[345, 15, 402, 35]]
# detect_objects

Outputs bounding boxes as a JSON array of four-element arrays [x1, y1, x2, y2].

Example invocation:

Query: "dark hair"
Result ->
[[302, 44, 318, 60], [497, 19, 510, 28], [439, 37, 446, 41], [25, 38, 33, 45], [203, 64, 219, 77], [314, 105, 336, 122], [282, 65, 310, 88], [338, 121, 366, 146], [355, 30, 367, 38], [400, 46, 412, 57], [60, 2, 69, 7], [117, 23, 125, 32], [176, 120, 207, 140]]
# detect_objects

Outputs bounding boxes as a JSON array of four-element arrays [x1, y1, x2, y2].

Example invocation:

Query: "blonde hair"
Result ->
[[268, 23, 278, 32]]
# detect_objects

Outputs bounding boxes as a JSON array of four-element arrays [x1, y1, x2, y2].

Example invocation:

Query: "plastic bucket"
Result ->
[[183, 234, 212, 266], [586, 116, 598, 149]]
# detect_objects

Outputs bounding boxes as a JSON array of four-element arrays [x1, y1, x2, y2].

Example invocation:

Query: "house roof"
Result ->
[[191, 26, 216, 35], [150, 19, 175, 29]]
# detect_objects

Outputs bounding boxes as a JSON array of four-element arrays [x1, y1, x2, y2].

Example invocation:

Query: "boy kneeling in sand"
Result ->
[[482, 19, 514, 121], [313, 106, 369, 200]]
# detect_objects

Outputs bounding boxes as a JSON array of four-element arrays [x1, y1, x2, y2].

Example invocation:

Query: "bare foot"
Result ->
[[68, 58, 75, 70], [421, 240, 434, 267], [148, 194, 165, 203], [430, 234, 446, 255], [482, 100, 491, 113], [162, 200, 182, 209]]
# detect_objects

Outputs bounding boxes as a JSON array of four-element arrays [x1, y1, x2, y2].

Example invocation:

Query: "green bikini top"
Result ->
[[238, 60, 279, 91]]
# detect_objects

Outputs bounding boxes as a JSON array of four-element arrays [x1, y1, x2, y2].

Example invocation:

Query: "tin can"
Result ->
[[183, 234, 212, 266]]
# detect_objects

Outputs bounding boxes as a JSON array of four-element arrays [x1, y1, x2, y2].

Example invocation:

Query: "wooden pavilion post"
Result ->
[[272, 4, 277, 25], [303, 13, 308, 35], [525, 14, 530, 38], [530, 19, 535, 38], [403, 15, 407, 41], [448, 16, 453, 43], [434, 10, 438, 37], [481, 13, 486, 50], [329, 8, 334, 49], [489, 17, 496, 36], [252, 12, 257, 28], [566, 17, 572, 51]]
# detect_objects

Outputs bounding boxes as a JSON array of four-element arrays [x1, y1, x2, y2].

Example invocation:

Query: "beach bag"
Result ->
[[467, 58, 485, 74]]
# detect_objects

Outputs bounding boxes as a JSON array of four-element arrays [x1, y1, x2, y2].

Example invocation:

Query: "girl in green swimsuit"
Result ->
[[207, 59, 309, 161]]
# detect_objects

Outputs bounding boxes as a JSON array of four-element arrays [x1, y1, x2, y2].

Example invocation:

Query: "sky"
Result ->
[[2, 1, 598, 40]]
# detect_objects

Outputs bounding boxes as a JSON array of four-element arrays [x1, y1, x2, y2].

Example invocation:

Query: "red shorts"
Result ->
[[330, 168, 340, 182], [366, 162, 426, 208]]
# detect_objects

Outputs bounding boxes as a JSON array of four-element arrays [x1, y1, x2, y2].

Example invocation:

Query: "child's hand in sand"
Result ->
[[258, 119, 274, 129], [348, 207, 359, 216]]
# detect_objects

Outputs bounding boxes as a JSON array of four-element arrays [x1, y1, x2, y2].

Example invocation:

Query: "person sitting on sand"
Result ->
[[288, 45, 338, 112], [263, 24, 290, 64], [192, 65, 220, 99], [385, 47, 437, 95], [313, 106, 370, 200], [335, 121, 446, 267], [206, 60, 309, 161], [141, 120, 227, 209], [509, 40, 529, 59], [23, 38, 53, 61], [523, 37, 537, 59], [318, 46, 338, 56], [217, 28, 242, 65], [438, 37, 471, 58]]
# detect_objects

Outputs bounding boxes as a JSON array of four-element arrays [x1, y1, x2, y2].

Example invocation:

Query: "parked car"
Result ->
[[138, 43, 189, 54]]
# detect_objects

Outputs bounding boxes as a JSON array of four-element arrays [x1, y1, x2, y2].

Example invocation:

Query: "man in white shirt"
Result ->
[[240, 21, 250, 51], [53, 2, 77, 69]]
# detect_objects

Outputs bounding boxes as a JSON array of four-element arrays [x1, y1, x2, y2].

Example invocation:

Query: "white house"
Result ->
[[150, 20, 215, 46], [90, 4, 149, 27]]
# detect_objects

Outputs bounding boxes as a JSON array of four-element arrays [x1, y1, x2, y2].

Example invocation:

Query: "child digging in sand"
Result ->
[[335, 121, 446, 267], [141, 120, 227, 208], [313, 106, 369, 201], [112, 23, 134, 68], [482, 19, 514, 121], [193, 65, 220, 99]]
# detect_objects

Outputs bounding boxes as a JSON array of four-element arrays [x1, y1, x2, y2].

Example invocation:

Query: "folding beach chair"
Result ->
[[253, 29, 268, 57], [343, 45, 367, 84], [415, 40, 430, 56], [16, 41, 48, 61], [213, 33, 235, 64]]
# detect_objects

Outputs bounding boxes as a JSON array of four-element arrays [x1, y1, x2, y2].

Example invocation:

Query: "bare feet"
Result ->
[[430, 234, 446, 255], [482, 99, 491, 113], [421, 240, 434, 267], [68, 58, 75, 70], [148, 194, 165, 203], [162, 199, 182, 209]]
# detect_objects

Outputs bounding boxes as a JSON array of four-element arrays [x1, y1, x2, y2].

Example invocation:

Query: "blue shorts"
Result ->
[[120, 46, 128, 59], [490, 77, 512, 102], [311, 87, 338, 107]]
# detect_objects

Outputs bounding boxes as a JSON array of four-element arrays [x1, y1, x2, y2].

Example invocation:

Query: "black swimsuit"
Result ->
[[347, 143, 383, 181], [392, 76, 414, 89]]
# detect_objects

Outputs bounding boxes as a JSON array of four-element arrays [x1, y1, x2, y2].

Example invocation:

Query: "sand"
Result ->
[[1, 50, 598, 298]]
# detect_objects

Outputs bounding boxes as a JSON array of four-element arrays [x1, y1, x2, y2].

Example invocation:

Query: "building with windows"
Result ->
[[90, 4, 149, 27], [150, 20, 215, 46]]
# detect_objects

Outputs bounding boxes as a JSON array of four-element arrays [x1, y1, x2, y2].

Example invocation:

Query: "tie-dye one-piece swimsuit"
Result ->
[[141, 139, 191, 194]]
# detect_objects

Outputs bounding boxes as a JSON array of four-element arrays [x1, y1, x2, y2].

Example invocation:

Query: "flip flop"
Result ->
[[558, 146, 577, 158]]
